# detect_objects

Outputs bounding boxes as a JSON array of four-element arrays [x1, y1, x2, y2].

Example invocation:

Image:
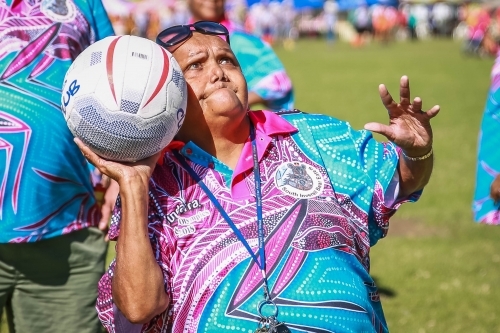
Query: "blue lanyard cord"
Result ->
[[250, 122, 269, 298], [172, 122, 267, 280]]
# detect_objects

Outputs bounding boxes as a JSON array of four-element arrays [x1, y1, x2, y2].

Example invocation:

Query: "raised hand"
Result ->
[[364, 76, 440, 157]]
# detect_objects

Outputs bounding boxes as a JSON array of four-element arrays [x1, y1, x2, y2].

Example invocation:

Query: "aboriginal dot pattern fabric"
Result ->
[[97, 110, 420, 332], [0, 0, 114, 243]]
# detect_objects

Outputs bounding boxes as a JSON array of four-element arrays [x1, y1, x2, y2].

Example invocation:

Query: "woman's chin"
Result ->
[[204, 90, 246, 115]]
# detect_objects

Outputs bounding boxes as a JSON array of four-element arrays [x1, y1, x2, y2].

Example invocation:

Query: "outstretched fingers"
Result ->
[[399, 75, 411, 106], [379, 84, 397, 110], [364, 122, 396, 141], [413, 97, 423, 112], [425, 105, 440, 119]]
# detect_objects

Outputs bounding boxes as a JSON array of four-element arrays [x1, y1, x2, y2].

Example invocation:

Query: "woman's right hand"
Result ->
[[74, 138, 161, 188], [490, 174, 500, 204], [76, 138, 171, 321]]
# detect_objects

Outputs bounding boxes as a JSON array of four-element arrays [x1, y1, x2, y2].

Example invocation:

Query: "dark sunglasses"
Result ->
[[156, 21, 230, 48]]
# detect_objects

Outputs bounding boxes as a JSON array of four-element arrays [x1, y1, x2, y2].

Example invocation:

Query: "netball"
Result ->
[[61, 35, 187, 162]]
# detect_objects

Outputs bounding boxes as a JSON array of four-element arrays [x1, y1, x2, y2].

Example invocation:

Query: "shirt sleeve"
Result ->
[[289, 113, 422, 246], [346, 126, 422, 245], [96, 193, 172, 332]]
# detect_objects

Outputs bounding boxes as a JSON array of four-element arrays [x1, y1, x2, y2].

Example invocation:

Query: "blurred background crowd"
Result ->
[[103, 0, 500, 56]]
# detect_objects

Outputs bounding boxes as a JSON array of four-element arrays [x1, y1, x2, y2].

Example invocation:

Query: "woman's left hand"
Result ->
[[364, 75, 440, 157]]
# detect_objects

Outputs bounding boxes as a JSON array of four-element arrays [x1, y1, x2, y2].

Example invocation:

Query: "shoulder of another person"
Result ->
[[231, 31, 269, 48]]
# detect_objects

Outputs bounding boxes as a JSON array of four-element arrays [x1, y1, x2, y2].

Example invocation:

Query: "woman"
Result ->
[[82, 23, 440, 333]]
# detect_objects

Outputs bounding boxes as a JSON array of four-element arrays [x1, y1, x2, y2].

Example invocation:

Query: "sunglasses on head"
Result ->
[[156, 21, 230, 49]]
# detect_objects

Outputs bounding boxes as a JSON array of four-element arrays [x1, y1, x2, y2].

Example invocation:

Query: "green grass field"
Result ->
[[274, 39, 500, 332], [2, 38, 500, 332]]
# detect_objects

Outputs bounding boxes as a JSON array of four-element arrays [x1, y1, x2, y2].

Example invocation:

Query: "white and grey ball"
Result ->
[[61, 35, 187, 162]]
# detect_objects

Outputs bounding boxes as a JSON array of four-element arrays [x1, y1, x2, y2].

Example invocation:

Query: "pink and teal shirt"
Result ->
[[97, 110, 420, 333], [0, 0, 114, 243], [473, 52, 500, 224]]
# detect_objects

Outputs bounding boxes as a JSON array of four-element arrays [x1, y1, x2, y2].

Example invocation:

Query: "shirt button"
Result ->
[[208, 162, 215, 169], [186, 148, 192, 154]]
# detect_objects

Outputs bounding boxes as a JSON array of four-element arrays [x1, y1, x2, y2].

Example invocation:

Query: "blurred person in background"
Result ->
[[431, 2, 454, 37], [352, 4, 371, 47], [413, 3, 431, 40], [281, 0, 297, 50], [473, 52, 500, 224], [146, 11, 161, 40], [407, 6, 418, 41], [90, 24, 440, 332], [463, 4, 490, 55], [172, 1, 190, 27], [324, 0, 338, 45], [133, 9, 149, 37], [186, 0, 294, 111], [0, 0, 115, 332], [488, 7, 500, 47], [372, 6, 396, 45]]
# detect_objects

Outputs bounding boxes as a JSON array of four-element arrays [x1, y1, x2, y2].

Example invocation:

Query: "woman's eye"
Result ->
[[187, 62, 201, 70], [220, 58, 234, 65]]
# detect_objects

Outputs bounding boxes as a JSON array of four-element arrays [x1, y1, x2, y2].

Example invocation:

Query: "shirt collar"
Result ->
[[249, 109, 298, 138], [158, 110, 297, 198]]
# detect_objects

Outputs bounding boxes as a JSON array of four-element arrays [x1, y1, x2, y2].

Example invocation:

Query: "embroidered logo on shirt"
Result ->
[[274, 162, 324, 199], [177, 210, 210, 226], [168, 199, 206, 238], [166, 199, 203, 223]]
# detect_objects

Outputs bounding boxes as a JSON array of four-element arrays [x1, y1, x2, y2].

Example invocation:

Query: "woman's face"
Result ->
[[172, 33, 248, 117], [187, 0, 225, 22]]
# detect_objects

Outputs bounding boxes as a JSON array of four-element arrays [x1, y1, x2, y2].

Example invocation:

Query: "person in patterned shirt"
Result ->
[[78, 26, 440, 333], [473, 52, 500, 224], [0, 0, 114, 332]]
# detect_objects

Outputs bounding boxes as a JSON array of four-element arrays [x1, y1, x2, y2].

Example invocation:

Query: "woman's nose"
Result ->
[[209, 63, 226, 83]]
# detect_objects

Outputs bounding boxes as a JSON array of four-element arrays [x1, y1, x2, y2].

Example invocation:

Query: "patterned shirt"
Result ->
[[97, 110, 419, 333], [0, 0, 114, 243], [473, 52, 500, 224]]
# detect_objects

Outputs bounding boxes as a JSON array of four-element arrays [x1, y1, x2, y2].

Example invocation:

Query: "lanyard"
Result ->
[[173, 122, 271, 298]]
